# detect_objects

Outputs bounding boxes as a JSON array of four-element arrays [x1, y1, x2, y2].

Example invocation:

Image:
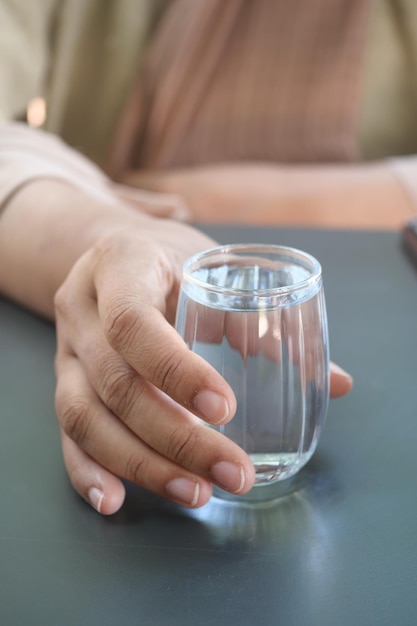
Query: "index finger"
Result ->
[[105, 301, 236, 424], [92, 241, 237, 425]]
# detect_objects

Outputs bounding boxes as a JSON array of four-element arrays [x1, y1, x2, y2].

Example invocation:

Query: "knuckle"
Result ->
[[53, 284, 71, 320], [124, 452, 149, 485], [165, 426, 200, 466], [104, 301, 141, 354], [56, 394, 92, 447], [98, 361, 140, 423], [152, 350, 184, 395]]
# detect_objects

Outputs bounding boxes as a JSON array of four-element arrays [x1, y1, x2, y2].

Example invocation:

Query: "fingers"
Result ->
[[54, 242, 255, 511], [54, 225, 351, 518], [57, 297, 253, 494], [329, 362, 353, 397], [61, 430, 126, 515], [56, 353, 216, 509], [105, 306, 236, 424], [56, 352, 254, 508], [181, 302, 353, 400], [89, 246, 237, 425]]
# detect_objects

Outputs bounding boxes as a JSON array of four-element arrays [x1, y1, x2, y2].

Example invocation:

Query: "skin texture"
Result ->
[[0, 177, 353, 515]]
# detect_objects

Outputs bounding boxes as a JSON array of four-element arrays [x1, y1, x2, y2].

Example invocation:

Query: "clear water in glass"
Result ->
[[175, 245, 329, 502]]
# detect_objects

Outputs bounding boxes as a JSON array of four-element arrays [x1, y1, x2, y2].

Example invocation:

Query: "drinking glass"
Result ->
[[175, 244, 329, 502]]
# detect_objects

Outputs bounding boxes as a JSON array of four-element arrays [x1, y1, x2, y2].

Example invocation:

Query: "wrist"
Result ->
[[0, 178, 159, 317]]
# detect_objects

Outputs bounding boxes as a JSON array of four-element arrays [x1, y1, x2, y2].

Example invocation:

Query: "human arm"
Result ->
[[0, 121, 352, 515], [0, 172, 261, 511], [120, 161, 415, 229], [0, 120, 256, 513], [0, 175, 351, 515]]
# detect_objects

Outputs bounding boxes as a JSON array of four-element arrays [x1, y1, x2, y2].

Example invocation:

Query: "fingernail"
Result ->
[[194, 390, 229, 424], [211, 461, 245, 493], [166, 478, 200, 506], [331, 363, 353, 379], [88, 487, 104, 513]]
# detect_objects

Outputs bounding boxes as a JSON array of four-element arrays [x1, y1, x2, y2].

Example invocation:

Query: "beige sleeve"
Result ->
[[388, 156, 417, 213], [0, 122, 117, 210], [0, 122, 189, 221], [0, 0, 58, 122]]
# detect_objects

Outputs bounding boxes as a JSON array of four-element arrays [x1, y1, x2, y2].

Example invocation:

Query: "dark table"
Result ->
[[1, 226, 417, 626]]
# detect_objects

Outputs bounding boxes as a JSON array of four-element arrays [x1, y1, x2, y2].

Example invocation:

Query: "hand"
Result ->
[[0, 155, 353, 516], [54, 218, 352, 515], [54, 218, 257, 515]]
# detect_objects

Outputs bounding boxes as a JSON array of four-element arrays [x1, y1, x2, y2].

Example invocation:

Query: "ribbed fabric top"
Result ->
[[111, 0, 374, 172]]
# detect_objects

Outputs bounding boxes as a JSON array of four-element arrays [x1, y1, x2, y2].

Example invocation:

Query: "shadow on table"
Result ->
[[97, 450, 342, 553]]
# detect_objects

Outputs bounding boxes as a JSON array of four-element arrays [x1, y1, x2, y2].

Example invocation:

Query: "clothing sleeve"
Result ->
[[388, 157, 417, 213], [0, 0, 58, 122], [0, 122, 117, 210], [0, 3, 115, 211], [0, 2, 160, 212], [0, 122, 189, 220]]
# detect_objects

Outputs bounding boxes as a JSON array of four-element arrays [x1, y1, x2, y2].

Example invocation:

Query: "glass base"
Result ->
[[213, 473, 302, 505]]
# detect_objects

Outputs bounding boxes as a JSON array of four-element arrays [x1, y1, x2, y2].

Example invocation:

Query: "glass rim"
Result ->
[[182, 243, 322, 297]]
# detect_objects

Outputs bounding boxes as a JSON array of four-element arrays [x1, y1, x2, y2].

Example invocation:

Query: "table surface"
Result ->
[[1, 225, 417, 626]]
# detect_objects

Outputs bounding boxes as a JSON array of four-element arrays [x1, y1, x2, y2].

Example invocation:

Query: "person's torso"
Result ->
[[44, 0, 417, 167]]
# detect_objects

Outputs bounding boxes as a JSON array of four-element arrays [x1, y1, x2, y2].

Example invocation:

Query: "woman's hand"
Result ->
[[0, 177, 352, 516], [53, 219, 258, 514], [54, 218, 352, 515]]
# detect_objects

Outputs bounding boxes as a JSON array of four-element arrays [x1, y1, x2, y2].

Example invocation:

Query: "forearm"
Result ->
[[0, 179, 151, 318], [0, 123, 191, 318], [250, 162, 415, 229], [122, 161, 415, 229]]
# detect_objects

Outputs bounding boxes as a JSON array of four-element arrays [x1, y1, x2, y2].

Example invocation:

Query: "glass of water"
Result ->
[[175, 243, 329, 502]]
